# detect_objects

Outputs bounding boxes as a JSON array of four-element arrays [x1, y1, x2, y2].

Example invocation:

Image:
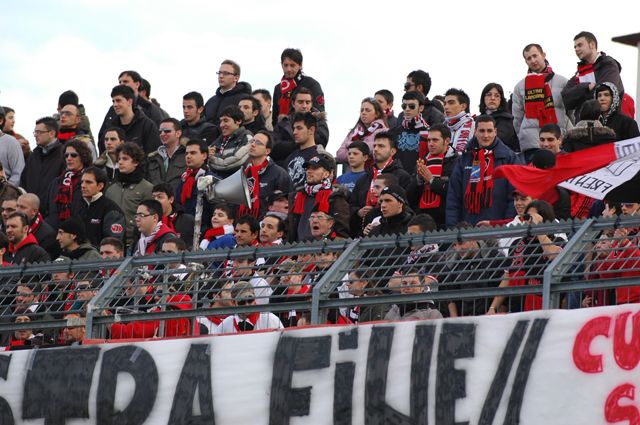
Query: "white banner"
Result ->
[[559, 156, 640, 200], [1, 304, 639, 424]]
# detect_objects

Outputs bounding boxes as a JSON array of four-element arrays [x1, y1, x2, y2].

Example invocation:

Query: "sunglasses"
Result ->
[[401, 103, 417, 110], [64, 152, 79, 158], [159, 128, 173, 134], [237, 299, 253, 306], [404, 82, 415, 91]]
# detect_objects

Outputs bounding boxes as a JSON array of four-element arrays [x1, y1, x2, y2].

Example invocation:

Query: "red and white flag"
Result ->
[[494, 137, 640, 202]]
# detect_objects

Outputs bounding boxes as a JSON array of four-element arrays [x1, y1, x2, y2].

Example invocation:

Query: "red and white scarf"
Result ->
[[28, 213, 44, 235], [293, 178, 332, 214], [279, 76, 298, 116], [524, 67, 558, 126], [350, 120, 385, 142], [55, 169, 82, 222], [180, 168, 200, 205], [366, 157, 394, 206], [238, 159, 269, 217], [464, 148, 495, 214], [444, 112, 474, 154], [419, 152, 445, 209], [576, 62, 596, 85]]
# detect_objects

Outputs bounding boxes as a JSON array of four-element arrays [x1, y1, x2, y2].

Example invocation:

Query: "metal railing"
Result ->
[[2, 215, 640, 345]]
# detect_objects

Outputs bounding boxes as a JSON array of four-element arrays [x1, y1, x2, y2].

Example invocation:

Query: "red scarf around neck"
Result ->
[[279, 76, 298, 116], [366, 157, 393, 206], [180, 168, 199, 205], [524, 67, 558, 126], [419, 152, 445, 209], [29, 213, 44, 234], [293, 179, 332, 214], [464, 148, 495, 214], [55, 170, 82, 222], [238, 159, 269, 217]]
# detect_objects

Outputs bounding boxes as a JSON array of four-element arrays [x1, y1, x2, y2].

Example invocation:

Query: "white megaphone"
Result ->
[[192, 169, 252, 250], [196, 168, 251, 207]]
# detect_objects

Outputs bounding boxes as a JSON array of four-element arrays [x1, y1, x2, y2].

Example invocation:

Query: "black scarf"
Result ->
[[115, 167, 144, 185]]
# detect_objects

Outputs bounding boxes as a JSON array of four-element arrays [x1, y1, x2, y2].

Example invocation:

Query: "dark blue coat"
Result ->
[[446, 137, 520, 228]]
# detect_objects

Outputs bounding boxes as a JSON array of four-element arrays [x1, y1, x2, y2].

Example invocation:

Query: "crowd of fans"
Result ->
[[1, 31, 640, 346]]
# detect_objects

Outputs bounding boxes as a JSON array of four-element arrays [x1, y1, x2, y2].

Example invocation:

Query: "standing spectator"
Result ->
[[285, 112, 327, 191], [21, 117, 65, 204], [56, 217, 101, 261], [375, 89, 397, 128], [55, 90, 94, 140], [238, 95, 266, 135], [1, 106, 30, 160], [176, 139, 217, 225], [443, 88, 475, 154], [6, 212, 50, 264], [133, 199, 177, 256], [44, 139, 93, 230], [0, 106, 25, 185], [97, 70, 163, 151], [147, 118, 187, 192], [393, 91, 430, 174], [57, 104, 97, 159], [152, 183, 195, 248], [238, 131, 291, 218], [272, 88, 329, 165], [336, 97, 388, 164], [350, 132, 411, 236], [562, 31, 627, 120], [94, 127, 124, 184], [369, 185, 414, 236], [204, 59, 252, 124], [409, 124, 457, 228], [17, 193, 59, 259], [513, 44, 571, 161], [180, 91, 219, 144], [336, 141, 369, 193], [105, 142, 153, 247], [207, 106, 252, 178], [0, 162, 22, 201], [138, 78, 170, 120], [272, 48, 325, 127], [400, 69, 445, 126], [0, 197, 18, 233], [480, 83, 519, 153], [288, 153, 349, 242], [105, 85, 161, 154], [594, 82, 639, 141], [79, 167, 125, 248], [446, 115, 519, 227], [252, 89, 274, 131]]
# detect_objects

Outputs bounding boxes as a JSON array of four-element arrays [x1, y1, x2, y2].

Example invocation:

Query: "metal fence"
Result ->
[[2, 215, 640, 346]]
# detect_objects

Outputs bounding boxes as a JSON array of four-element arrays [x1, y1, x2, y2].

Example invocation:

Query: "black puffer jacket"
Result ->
[[204, 82, 252, 124]]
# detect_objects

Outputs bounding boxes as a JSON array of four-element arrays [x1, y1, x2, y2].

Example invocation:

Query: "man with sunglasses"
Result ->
[[147, 117, 187, 192], [215, 281, 283, 334], [396, 69, 444, 129], [204, 59, 253, 125], [392, 91, 430, 174], [238, 130, 291, 218]]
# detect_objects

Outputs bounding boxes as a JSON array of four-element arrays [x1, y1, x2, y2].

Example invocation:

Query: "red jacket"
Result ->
[[596, 240, 640, 305]]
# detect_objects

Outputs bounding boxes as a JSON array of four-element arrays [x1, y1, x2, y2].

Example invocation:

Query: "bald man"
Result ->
[[17, 193, 60, 258]]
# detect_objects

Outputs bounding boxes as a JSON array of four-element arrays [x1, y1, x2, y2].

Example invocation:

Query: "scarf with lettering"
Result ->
[[444, 111, 475, 154], [279, 72, 300, 116], [366, 157, 394, 206], [55, 169, 82, 222], [293, 178, 332, 214], [524, 67, 558, 126], [350, 120, 385, 142], [238, 159, 269, 217], [464, 147, 495, 214], [180, 168, 199, 205], [419, 152, 445, 209], [29, 213, 44, 235]]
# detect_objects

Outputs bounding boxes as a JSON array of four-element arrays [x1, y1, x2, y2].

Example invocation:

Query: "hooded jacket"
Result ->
[[97, 97, 164, 152], [208, 126, 253, 178], [111, 109, 161, 154], [61, 242, 101, 262], [204, 82, 252, 124], [595, 82, 640, 142], [7, 234, 50, 265], [446, 137, 519, 227]]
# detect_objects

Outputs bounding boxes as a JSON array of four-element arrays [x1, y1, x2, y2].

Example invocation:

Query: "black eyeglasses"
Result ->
[[134, 212, 153, 219], [401, 103, 417, 110], [64, 152, 79, 158], [216, 71, 236, 77]]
